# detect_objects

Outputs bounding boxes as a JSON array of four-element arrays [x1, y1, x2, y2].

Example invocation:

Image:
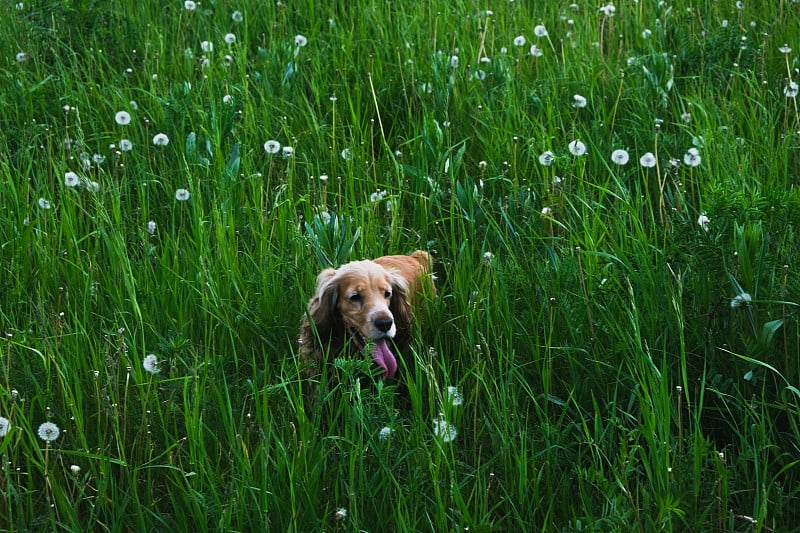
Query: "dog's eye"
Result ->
[[348, 293, 362, 303], [384, 290, 392, 299]]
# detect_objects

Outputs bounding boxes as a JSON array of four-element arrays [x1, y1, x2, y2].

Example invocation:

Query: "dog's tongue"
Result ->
[[371, 338, 397, 379]]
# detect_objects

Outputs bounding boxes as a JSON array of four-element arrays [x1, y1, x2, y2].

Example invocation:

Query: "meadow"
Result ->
[[1, 0, 799, 531]]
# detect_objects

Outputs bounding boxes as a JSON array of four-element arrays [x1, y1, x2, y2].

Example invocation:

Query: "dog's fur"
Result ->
[[298, 250, 434, 379]]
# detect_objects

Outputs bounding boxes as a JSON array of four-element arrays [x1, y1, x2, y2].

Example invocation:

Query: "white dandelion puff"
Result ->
[[152, 133, 170, 146], [513, 35, 526, 47], [115, 111, 131, 125], [434, 414, 457, 443], [697, 213, 710, 231], [175, 189, 190, 201], [446, 386, 463, 406], [731, 292, 752, 308], [65, 171, 79, 187], [143, 354, 160, 374], [0, 416, 10, 437], [539, 150, 556, 166], [264, 140, 281, 154], [639, 152, 657, 168], [37, 422, 60, 442], [610, 149, 630, 165], [568, 140, 587, 156]]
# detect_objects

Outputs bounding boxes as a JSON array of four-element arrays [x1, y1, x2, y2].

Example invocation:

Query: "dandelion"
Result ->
[[37, 422, 60, 442], [93, 154, 105, 165], [483, 251, 493, 265], [681, 112, 692, 123], [529, 45, 543, 57], [785, 81, 798, 98], [115, 111, 131, 125], [264, 140, 281, 154], [222, 94, 233, 104], [143, 354, 160, 374], [334, 508, 348, 521], [152, 133, 170, 146], [684, 147, 701, 167], [568, 140, 587, 156], [378, 426, 393, 441], [600, 3, 616, 16], [38, 198, 51, 209], [87, 181, 100, 193], [697, 213, 710, 231], [513, 35, 526, 47], [370, 190, 387, 202], [184, 0, 196, 10], [642, 28, 652, 39], [541, 206, 552, 216], [731, 292, 752, 308], [434, 414, 457, 443], [201, 40, 213, 53], [341, 148, 352, 160], [16, 52, 27, 62], [572, 94, 587, 108], [70, 465, 81, 476], [65, 171, 79, 187], [611, 149, 629, 165], [224, 33, 236, 45], [779, 44, 792, 54], [534, 25, 548, 37], [0, 416, 10, 437], [282, 146, 294, 158], [446, 385, 463, 406], [449, 55, 459, 68], [119, 139, 133, 152], [294, 34, 308, 47], [231, 10, 243, 22], [538, 150, 556, 166], [639, 152, 657, 168], [147, 220, 157, 234], [175, 189, 190, 201]]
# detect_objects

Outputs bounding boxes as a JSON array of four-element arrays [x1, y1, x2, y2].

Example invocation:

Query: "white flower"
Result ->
[[231, 10, 243, 23], [541, 206, 552, 216], [697, 213, 710, 231], [38, 198, 51, 209], [378, 426, 393, 441], [282, 146, 294, 158], [433, 414, 457, 443], [65, 171, 80, 187], [341, 148, 352, 160], [264, 140, 281, 154], [224, 33, 236, 44], [294, 34, 308, 47], [534, 25, 548, 37], [175, 188, 190, 201], [785, 81, 799, 98], [115, 111, 131, 125], [568, 140, 586, 156], [152, 133, 170, 146], [222, 94, 233, 104], [539, 150, 556, 166], [334, 508, 347, 521], [600, 3, 616, 16], [684, 147, 701, 167], [572, 94, 587, 108], [639, 152, 657, 168], [184, 0, 196, 10], [611, 149, 629, 165], [446, 386, 463, 406], [92, 154, 105, 165], [513, 35, 526, 47], [119, 139, 133, 152], [70, 464, 81, 476], [37, 422, 60, 442], [779, 44, 792, 54], [731, 292, 752, 308], [16, 52, 27, 62], [147, 220, 157, 234], [143, 354, 160, 374], [530, 45, 543, 57], [0, 416, 10, 437], [87, 181, 100, 193], [681, 112, 692, 123]]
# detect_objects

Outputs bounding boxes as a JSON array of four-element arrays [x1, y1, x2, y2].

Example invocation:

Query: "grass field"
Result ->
[[1, 0, 800, 531]]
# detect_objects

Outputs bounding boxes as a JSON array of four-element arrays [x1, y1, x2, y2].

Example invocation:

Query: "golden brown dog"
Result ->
[[298, 250, 434, 379]]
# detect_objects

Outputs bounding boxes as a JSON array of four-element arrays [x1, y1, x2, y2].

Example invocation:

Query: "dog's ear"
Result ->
[[299, 269, 340, 359], [389, 272, 414, 348]]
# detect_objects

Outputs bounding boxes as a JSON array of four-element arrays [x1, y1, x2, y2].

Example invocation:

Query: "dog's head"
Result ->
[[305, 260, 412, 378]]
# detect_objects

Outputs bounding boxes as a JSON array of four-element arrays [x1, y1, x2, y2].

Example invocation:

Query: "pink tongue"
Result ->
[[371, 338, 397, 379]]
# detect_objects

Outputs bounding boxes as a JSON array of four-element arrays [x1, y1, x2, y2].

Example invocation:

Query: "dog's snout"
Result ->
[[374, 316, 394, 333]]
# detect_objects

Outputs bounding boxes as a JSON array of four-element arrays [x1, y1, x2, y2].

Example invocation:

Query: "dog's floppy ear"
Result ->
[[299, 268, 340, 360], [388, 271, 414, 347]]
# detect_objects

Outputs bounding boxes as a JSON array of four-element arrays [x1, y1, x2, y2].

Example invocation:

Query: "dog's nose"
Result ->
[[374, 316, 394, 333]]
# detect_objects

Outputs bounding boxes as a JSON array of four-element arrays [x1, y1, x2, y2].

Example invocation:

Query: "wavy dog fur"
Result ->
[[299, 250, 434, 379]]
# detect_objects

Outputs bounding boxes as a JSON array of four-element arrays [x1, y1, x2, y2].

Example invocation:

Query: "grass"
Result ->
[[1, 0, 799, 531]]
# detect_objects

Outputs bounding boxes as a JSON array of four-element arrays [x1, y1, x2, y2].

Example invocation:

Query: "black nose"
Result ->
[[374, 316, 393, 333]]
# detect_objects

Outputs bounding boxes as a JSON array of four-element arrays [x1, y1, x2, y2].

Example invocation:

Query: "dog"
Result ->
[[298, 250, 434, 380]]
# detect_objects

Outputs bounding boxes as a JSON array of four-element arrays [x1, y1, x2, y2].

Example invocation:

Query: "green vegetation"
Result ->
[[1, 0, 799, 531]]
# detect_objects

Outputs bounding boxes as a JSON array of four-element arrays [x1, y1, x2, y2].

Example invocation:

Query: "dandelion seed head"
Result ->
[[0, 416, 10, 437], [568, 140, 587, 156], [184, 0, 196, 10], [143, 354, 160, 374], [175, 188, 190, 201], [147, 220, 157, 234], [539, 150, 556, 166], [16, 52, 27, 62], [611, 149, 630, 165], [37, 422, 60, 442], [639, 152, 657, 168], [513, 35, 526, 46], [65, 171, 79, 187], [378, 426, 393, 440], [697, 214, 710, 231], [731, 292, 752, 308], [434, 414, 457, 443], [231, 10, 243, 22], [38, 198, 52, 210], [529, 45, 543, 57], [785, 81, 799, 98], [224, 33, 236, 45], [334, 508, 347, 521], [534, 25, 548, 37], [264, 140, 281, 154], [281, 146, 294, 158], [294, 34, 308, 47], [115, 111, 131, 125], [572, 94, 587, 108], [446, 385, 463, 406], [152, 133, 170, 146], [119, 139, 133, 152]]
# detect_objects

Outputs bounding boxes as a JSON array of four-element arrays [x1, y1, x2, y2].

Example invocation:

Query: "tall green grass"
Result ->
[[1, 0, 799, 530]]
